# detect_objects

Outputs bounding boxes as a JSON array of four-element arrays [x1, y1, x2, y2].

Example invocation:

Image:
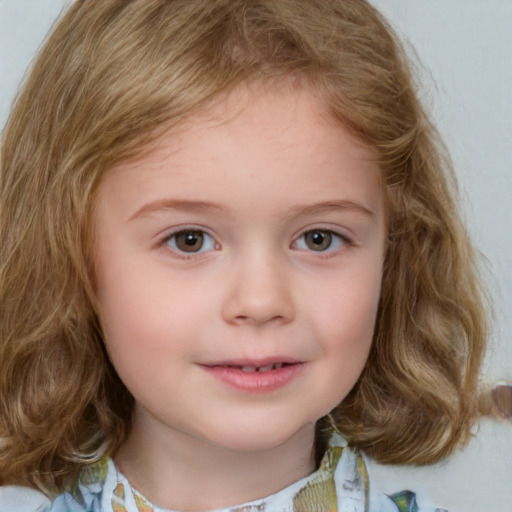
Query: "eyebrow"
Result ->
[[282, 200, 376, 220], [128, 199, 230, 221], [129, 198, 376, 222]]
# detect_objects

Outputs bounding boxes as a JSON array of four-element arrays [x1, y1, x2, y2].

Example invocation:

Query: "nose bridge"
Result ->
[[222, 245, 295, 326]]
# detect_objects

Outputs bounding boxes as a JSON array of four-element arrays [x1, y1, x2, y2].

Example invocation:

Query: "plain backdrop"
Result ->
[[1, 1, 511, 511]]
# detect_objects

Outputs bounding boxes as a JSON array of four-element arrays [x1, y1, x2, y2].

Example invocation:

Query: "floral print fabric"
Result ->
[[49, 433, 369, 512], [1, 434, 448, 512]]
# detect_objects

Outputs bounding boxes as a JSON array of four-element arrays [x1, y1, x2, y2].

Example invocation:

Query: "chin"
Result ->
[[199, 418, 316, 454]]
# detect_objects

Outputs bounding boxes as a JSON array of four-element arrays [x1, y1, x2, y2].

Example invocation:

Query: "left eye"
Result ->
[[164, 229, 216, 253], [294, 229, 345, 252]]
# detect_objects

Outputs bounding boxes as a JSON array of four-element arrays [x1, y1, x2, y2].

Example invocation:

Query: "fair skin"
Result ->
[[94, 85, 386, 510]]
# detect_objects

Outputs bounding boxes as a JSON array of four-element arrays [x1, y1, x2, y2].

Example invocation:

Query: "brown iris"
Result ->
[[304, 230, 332, 251], [174, 230, 205, 252]]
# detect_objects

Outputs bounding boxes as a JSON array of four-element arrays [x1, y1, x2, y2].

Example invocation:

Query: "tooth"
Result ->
[[241, 366, 257, 373], [274, 363, 283, 369], [258, 364, 274, 372]]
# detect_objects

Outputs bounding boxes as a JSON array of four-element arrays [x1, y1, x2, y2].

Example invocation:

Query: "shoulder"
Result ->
[[0, 458, 111, 512], [0, 482, 98, 512], [324, 433, 444, 512], [0, 485, 50, 512], [363, 454, 449, 512], [47, 458, 110, 512]]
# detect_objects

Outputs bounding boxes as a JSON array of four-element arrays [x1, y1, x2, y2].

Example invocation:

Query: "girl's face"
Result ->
[[95, 86, 386, 454]]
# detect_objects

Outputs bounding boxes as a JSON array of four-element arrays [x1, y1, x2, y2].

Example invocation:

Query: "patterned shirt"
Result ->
[[0, 434, 448, 512]]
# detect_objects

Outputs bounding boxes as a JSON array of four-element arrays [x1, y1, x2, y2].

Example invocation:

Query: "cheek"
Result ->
[[95, 260, 169, 374], [313, 276, 380, 407], [96, 259, 215, 375], [305, 256, 382, 398], [314, 262, 382, 338], [97, 288, 187, 402]]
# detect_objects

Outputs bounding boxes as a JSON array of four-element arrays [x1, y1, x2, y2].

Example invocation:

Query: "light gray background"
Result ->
[[1, 1, 511, 511]]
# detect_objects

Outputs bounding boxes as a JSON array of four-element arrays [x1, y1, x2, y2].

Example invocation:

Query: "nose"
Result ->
[[221, 251, 295, 326]]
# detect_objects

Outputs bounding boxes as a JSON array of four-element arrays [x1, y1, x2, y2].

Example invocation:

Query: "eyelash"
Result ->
[[160, 227, 354, 257]]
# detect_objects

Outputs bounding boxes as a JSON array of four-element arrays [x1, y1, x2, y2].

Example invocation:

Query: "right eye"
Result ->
[[164, 229, 216, 254]]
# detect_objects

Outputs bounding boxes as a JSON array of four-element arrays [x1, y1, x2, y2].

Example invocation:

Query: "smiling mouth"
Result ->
[[200, 360, 304, 392]]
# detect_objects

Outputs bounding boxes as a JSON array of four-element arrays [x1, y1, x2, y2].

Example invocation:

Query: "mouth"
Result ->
[[199, 359, 305, 392], [212, 362, 297, 373], [202, 357, 302, 371]]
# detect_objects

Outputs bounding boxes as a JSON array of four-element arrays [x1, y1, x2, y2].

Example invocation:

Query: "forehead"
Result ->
[[100, 84, 382, 219]]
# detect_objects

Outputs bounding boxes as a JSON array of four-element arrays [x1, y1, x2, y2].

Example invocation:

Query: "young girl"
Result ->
[[0, 1, 488, 511]]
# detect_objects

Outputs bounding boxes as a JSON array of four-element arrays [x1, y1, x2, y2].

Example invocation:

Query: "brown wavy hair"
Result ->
[[0, 0, 487, 493]]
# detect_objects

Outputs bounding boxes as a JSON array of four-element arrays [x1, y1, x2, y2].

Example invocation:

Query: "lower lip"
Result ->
[[200, 364, 304, 393]]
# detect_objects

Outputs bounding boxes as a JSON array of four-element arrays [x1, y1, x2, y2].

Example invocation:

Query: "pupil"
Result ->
[[177, 231, 203, 252], [312, 232, 324, 244], [185, 233, 197, 245]]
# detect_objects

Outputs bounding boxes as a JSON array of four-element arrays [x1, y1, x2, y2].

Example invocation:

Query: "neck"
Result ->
[[114, 409, 317, 511]]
